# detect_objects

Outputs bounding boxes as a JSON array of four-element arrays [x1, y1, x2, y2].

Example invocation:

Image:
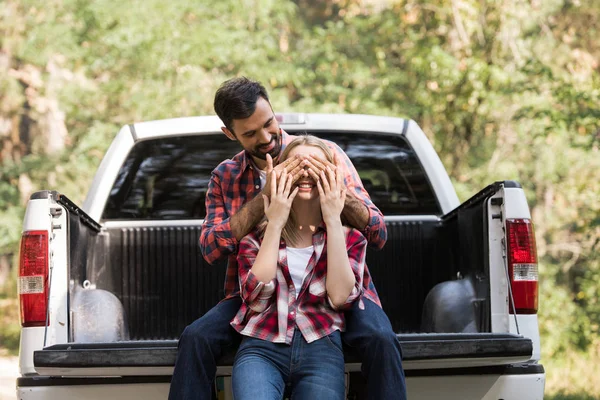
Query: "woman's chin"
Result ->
[[295, 191, 318, 201]]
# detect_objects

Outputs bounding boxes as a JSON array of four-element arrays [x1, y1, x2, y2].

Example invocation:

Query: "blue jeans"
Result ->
[[343, 298, 407, 400], [168, 297, 242, 400], [232, 330, 345, 400], [168, 296, 407, 400]]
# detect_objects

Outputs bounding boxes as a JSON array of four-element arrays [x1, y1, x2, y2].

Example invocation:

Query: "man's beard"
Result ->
[[249, 132, 282, 160]]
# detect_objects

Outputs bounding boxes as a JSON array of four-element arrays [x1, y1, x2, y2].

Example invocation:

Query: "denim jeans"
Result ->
[[168, 297, 242, 400], [168, 296, 407, 400], [342, 298, 407, 400], [232, 330, 345, 400]]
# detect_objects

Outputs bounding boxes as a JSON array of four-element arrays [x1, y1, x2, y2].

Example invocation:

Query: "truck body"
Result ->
[[16, 114, 545, 399]]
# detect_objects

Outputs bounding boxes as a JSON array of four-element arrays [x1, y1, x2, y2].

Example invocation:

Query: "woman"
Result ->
[[230, 135, 368, 399]]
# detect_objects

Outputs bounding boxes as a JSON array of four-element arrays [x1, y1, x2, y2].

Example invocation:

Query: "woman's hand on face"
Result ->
[[262, 170, 299, 230], [316, 166, 347, 225]]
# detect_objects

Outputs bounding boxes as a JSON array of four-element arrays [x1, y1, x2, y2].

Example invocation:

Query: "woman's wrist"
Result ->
[[266, 220, 286, 233], [324, 217, 343, 229]]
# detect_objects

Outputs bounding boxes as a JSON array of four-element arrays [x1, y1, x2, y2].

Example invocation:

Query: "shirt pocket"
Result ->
[[308, 278, 327, 297]]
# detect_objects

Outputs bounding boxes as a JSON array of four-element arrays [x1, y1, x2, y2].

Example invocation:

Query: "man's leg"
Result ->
[[342, 299, 407, 400], [168, 296, 242, 400], [232, 336, 288, 400]]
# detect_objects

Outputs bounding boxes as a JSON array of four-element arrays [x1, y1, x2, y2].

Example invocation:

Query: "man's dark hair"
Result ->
[[214, 77, 270, 134]]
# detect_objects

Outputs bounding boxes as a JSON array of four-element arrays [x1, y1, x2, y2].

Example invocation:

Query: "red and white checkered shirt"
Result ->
[[231, 225, 381, 344], [199, 130, 387, 299]]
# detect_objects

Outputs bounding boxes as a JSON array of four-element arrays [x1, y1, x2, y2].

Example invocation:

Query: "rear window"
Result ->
[[102, 131, 440, 220]]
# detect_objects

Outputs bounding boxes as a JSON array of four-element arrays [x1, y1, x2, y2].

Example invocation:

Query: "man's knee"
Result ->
[[178, 311, 233, 348], [179, 318, 213, 347], [366, 328, 398, 348]]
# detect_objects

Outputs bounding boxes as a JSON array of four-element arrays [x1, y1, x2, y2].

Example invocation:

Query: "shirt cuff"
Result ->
[[215, 220, 240, 250], [328, 287, 362, 311], [361, 206, 377, 235], [245, 271, 276, 302]]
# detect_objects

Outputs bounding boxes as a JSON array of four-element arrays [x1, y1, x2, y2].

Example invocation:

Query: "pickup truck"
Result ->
[[16, 114, 546, 399]]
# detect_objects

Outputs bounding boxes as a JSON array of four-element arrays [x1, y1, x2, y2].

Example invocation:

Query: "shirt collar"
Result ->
[[315, 221, 327, 232]]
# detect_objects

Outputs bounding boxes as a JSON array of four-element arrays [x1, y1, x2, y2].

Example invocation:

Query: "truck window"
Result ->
[[102, 132, 441, 220]]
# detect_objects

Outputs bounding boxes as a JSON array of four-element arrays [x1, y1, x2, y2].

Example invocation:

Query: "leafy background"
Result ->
[[1, 0, 599, 398]]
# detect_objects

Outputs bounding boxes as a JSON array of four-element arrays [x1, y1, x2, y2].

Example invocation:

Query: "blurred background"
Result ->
[[0, 0, 599, 399]]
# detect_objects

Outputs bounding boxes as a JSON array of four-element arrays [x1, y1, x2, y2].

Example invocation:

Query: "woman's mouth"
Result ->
[[296, 181, 315, 191]]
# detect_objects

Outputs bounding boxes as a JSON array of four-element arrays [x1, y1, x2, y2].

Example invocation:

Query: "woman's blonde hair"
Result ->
[[279, 134, 333, 166], [261, 135, 334, 246]]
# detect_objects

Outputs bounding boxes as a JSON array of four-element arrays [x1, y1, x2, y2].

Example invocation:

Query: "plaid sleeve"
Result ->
[[329, 228, 367, 311], [238, 235, 276, 313], [330, 143, 387, 250], [199, 170, 240, 265]]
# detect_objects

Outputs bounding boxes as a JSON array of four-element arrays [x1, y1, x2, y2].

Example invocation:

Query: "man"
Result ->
[[168, 77, 407, 400]]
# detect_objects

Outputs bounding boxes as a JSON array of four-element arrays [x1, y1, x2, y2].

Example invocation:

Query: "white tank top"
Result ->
[[286, 246, 313, 297]]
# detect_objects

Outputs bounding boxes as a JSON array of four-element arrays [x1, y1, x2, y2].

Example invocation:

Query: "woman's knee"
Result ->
[[233, 351, 284, 400]]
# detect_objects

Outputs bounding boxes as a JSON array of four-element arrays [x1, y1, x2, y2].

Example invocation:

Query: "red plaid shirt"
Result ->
[[231, 226, 380, 343], [199, 130, 387, 299]]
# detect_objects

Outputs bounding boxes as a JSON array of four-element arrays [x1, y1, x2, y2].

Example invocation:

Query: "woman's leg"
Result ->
[[232, 336, 288, 400], [290, 331, 346, 400]]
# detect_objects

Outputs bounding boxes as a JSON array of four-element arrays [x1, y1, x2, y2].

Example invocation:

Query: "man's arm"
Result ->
[[340, 190, 370, 231], [199, 169, 271, 265], [199, 171, 243, 265], [229, 195, 265, 240]]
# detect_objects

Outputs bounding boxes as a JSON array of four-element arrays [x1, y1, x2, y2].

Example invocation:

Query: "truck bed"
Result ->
[[52, 183, 504, 344]]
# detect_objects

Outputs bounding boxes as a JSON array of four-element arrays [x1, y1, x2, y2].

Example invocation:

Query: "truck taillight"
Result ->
[[506, 219, 538, 314], [18, 230, 49, 327]]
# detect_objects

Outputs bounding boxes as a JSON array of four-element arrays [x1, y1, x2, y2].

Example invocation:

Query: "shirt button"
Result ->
[[255, 185, 260, 189], [289, 285, 294, 291]]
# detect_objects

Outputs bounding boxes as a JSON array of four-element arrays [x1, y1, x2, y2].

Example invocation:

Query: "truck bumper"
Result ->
[[407, 370, 545, 399], [17, 363, 545, 400]]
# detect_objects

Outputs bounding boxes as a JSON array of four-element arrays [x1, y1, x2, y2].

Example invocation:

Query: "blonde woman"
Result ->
[[231, 135, 369, 399]]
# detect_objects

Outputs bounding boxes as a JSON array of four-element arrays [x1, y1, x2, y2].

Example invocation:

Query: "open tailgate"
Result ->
[[34, 333, 532, 377]]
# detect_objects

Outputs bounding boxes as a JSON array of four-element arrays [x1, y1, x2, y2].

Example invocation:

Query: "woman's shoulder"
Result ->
[[342, 226, 367, 243], [240, 229, 263, 249]]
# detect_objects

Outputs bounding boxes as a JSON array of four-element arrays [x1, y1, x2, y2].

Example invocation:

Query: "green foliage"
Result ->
[[1, 0, 599, 395], [546, 394, 600, 400], [0, 297, 20, 355]]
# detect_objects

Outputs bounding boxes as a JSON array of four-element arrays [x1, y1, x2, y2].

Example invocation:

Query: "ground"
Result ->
[[0, 352, 17, 400]]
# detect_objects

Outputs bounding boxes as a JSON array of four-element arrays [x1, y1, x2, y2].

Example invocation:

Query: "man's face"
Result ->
[[224, 97, 282, 164]]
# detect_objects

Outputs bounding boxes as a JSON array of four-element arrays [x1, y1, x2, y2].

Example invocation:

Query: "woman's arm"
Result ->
[[325, 219, 357, 308], [251, 170, 298, 282], [238, 236, 277, 313], [316, 166, 356, 309], [334, 228, 367, 310], [238, 170, 298, 312], [239, 220, 282, 313], [249, 222, 283, 283]]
